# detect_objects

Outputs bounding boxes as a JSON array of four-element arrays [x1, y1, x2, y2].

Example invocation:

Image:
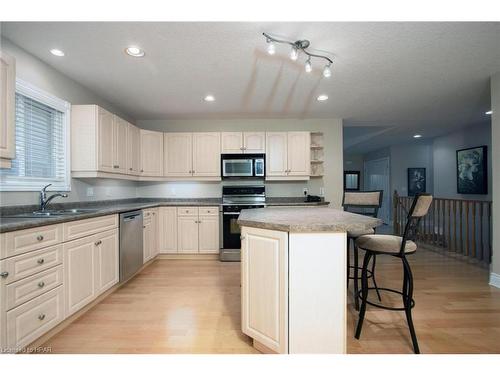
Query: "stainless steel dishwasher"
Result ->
[[119, 210, 143, 282]]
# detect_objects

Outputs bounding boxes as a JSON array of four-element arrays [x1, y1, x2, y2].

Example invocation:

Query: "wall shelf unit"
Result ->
[[310, 132, 324, 177]]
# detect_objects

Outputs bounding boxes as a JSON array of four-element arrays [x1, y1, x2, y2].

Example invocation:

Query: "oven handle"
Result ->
[[223, 212, 241, 216]]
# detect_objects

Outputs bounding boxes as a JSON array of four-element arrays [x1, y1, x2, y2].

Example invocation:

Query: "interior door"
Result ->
[[364, 157, 390, 224]]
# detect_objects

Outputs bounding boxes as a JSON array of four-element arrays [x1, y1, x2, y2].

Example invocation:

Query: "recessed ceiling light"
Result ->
[[485, 110, 492, 115], [125, 46, 145, 57], [413, 134, 422, 138], [204, 95, 215, 102], [317, 95, 329, 102], [50, 49, 65, 57]]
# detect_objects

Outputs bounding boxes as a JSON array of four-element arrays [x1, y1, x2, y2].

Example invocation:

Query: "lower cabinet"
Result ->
[[64, 228, 119, 318], [177, 207, 219, 254], [143, 208, 159, 263], [159, 207, 177, 253], [198, 214, 219, 254], [177, 215, 200, 253]]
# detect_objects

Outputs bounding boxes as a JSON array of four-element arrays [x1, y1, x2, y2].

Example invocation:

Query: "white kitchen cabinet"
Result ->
[[112, 116, 128, 174], [266, 132, 310, 180], [126, 122, 140, 175], [64, 236, 96, 317], [94, 229, 119, 296], [198, 214, 219, 254], [150, 209, 159, 258], [241, 226, 288, 353], [177, 215, 200, 253], [159, 207, 177, 254], [98, 107, 114, 172], [140, 129, 163, 177], [221, 132, 265, 154], [192, 132, 220, 177], [143, 209, 159, 262], [163, 132, 192, 177], [0, 50, 16, 168]]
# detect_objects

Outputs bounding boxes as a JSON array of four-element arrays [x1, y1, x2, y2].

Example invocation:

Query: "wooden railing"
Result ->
[[393, 191, 492, 263]]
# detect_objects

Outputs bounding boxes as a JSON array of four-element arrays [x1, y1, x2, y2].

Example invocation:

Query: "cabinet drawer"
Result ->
[[0, 245, 63, 285], [199, 207, 219, 216], [6, 265, 63, 310], [177, 207, 199, 216], [0, 224, 63, 259], [6, 286, 64, 350], [63, 214, 118, 242]]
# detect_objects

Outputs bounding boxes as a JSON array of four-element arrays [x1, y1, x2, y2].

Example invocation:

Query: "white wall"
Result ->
[[0, 37, 138, 206], [433, 122, 492, 200], [491, 73, 500, 281], [138, 119, 344, 207]]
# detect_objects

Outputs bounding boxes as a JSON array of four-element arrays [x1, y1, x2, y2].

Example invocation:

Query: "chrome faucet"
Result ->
[[39, 184, 68, 211]]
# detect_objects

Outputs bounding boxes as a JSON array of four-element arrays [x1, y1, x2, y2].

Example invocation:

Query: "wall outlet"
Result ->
[[86, 187, 94, 197], [303, 187, 308, 196], [319, 187, 325, 197]]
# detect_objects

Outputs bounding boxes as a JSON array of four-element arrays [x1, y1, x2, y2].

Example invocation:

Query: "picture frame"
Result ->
[[456, 145, 488, 195], [407, 168, 426, 196]]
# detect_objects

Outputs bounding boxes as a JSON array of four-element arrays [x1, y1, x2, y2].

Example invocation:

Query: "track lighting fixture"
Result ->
[[263, 32, 333, 77]]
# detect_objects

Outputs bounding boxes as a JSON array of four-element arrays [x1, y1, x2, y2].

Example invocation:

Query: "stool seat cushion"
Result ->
[[347, 228, 375, 238], [355, 234, 417, 254]]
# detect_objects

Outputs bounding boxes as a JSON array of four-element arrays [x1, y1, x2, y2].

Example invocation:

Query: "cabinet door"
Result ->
[[243, 132, 265, 153], [94, 229, 119, 296], [97, 108, 114, 173], [177, 216, 199, 253], [241, 227, 288, 354], [143, 216, 152, 263], [64, 237, 96, 317], [126, 122, 140, 175], [0, 50, 16, 166], [198, 215, 219, 254], [192, 132, 221, 177], [287, 132, 310, 176], [150, 209, 159, 258], [164, 133, 192, 177], [140, 129, 163, 176], [221, 132, 243, 154], [159, 207, 177, 253], [265, 132, 288, 177], [112, 116, 128, 174]]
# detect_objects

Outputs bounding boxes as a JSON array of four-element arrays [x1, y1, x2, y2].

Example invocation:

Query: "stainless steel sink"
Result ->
[[4, 208, 99, 218], [55, 208, 99, 215]]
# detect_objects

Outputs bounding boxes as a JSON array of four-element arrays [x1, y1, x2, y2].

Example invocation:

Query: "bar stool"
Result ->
[[342, 190, 383, 311], [354, 193, 433, 354]]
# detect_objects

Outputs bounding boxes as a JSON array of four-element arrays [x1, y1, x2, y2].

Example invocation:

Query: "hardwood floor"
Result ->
[[40, 249, 500, 354]]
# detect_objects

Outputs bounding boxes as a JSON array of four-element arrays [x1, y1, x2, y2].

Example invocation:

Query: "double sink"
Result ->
[[6, 208, 99, 218]]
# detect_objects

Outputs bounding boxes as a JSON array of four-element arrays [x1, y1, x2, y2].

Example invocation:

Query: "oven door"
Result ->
[[222, 159, 254, 178], [222, 211, 242, 249]]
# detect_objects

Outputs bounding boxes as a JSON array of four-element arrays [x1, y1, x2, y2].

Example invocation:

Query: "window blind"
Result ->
[[0, 89, 69, 191]]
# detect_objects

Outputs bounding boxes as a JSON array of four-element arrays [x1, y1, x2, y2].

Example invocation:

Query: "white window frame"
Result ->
[[0, 79, 71, 192]]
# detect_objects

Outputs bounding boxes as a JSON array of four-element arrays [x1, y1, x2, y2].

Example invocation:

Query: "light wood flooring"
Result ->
[[40, 249, 500, 354]]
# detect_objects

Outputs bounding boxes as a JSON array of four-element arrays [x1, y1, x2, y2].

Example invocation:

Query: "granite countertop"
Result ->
[[0, 197, 329, 233], [238, 206, 382, 233]]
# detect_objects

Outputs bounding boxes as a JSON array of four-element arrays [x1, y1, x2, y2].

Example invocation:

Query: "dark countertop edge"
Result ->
[[0, 198, 329, 233]]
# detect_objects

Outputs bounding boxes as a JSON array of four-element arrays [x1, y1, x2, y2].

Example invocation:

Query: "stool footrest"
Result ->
[[357, 287, 415, 311], [348, 265, 374, 280]]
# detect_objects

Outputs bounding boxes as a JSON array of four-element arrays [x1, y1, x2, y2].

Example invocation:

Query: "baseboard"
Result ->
[[489, 272, 500, 289], [157, 254, 219, 260]]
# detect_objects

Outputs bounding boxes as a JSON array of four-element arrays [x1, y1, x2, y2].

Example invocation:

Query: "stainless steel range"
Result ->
[[220, 185, 265, 262]]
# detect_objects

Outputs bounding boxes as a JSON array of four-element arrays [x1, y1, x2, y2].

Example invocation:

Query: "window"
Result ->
[[0, 79, 71, 191]]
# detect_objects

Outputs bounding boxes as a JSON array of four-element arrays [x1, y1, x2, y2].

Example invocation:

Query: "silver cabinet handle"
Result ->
[[140, 169, 144, 172], [37, 235, 44, 241], [38, 281, 45, 288], [240, 235, 245, 240], [129, 167, 133, 171], [37, 258, 45, 264], [0, 271, 9, 278], [94, 240, 102, 246], [38, 314, 46, 321]]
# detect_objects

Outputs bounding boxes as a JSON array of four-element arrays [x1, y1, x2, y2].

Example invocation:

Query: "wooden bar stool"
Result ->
[[342, 190, 383, 311], [354, 193, 433, 354]]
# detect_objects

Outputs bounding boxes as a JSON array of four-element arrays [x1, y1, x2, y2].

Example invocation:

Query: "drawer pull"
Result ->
[[37, 235, 44, 241], [94, 240, 102, 246], [37, 258, 45, 264], [38, 314, 46, 321], [0, 271, 9, 278], [113, 165, 119, 168], [38, 281, 45, 288]]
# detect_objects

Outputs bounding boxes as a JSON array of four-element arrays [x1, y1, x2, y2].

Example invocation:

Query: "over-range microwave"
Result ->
[[221, 154, 265, 179]]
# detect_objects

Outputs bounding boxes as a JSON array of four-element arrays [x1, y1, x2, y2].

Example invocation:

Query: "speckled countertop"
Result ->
[[0, 197, 329, 233], [238, 206, 382, 233]]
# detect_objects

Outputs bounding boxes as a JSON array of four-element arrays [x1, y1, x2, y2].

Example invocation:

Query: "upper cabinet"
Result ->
[[164, 132, 220, 179], [72, 105, 141, 178], [221, 132, 265, 154], [0, 50, 16, 168], [140, 129, 163, 177], [266, 132, 310, 180]]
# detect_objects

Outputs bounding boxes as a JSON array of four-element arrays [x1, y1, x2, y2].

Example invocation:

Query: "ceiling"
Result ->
[[1, 22, 499, 151]]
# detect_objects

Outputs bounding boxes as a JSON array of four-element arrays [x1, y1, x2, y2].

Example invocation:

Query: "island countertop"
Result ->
[[238, 206, 382, 233]]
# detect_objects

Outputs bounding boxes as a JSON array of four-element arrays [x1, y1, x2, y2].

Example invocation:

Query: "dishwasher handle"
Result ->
[[122, 212, 142, 222]]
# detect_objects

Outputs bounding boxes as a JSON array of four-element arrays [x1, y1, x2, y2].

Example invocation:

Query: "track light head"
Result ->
[[305, 59, 312, 73], [267, 40, 276, 55], [290, 46, 299, 61], [323, 64, 332, 78]]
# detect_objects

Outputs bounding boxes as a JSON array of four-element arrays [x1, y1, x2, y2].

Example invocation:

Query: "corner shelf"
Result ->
[[310, 132, 324, 178]]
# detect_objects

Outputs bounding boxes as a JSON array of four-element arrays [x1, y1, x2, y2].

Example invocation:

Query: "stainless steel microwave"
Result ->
[[221, 154, 265, 179]]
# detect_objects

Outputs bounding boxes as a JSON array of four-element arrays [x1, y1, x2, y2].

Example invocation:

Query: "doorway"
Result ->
[[363, 157, 390, 224]]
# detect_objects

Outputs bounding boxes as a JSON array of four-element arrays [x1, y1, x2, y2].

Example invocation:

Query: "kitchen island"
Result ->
[[238, 206, 382, 354]]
